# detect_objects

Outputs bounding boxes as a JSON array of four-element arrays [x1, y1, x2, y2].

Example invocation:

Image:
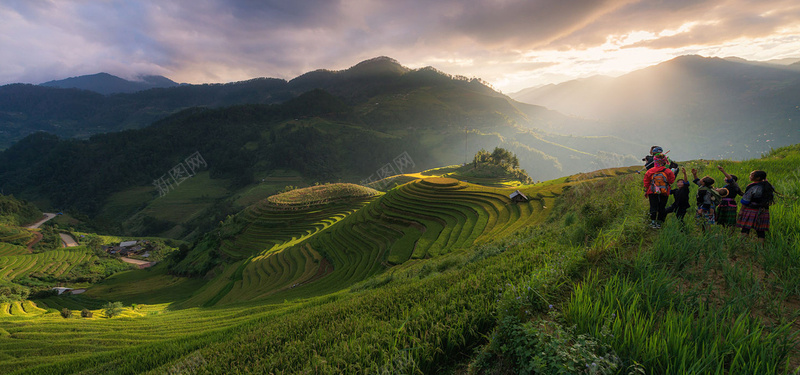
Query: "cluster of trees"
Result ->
[[61, 308, 95, 319], [0, 193, 41, 226], [473, 147, 521, 169], [0, 280, 30, 302], [60, 303, 122, 319], [469, 147, 533, 185]]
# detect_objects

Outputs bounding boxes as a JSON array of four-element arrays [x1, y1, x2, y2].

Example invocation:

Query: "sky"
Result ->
[[2, 0, 800, 93]]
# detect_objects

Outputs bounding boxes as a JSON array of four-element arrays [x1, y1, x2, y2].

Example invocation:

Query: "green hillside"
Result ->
[[1, 145, 798, 374]]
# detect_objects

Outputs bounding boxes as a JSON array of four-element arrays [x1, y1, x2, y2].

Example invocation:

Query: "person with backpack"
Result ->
[[691, 169, 721, 226], [665, 167, 691, 222], [643, 154, 675, 228], [716, 165, 744, 227], [737, 170, 775, 243]]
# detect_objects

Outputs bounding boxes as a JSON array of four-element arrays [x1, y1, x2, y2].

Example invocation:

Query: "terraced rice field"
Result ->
[[0, 226, 35, 247], [0, 249, 97, 281], [0, 243, 28, 256], [219, 198, 375, 260], [192, 177, 559, 306], [0, 301, 294, 373], [0, 300, 47, 317], [267, 183, 378, 207]]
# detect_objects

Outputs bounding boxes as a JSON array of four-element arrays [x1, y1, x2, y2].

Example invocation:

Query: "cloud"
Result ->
[[556, 0, 800, 49], [442, 0, 637, 48], [0, 0, 799, 90]]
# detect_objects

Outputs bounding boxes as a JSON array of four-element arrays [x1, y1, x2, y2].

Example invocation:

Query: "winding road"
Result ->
[[25, 213, 57, 229], [59, 233, 79, 247], [24, 213, 57, 251], [24, 213, 79, 247]]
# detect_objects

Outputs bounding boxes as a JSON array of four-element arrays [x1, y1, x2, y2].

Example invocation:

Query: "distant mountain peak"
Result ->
[[40, 72, 178, 95], [345, 56, 409, 76], [353, 56, 401, 66]]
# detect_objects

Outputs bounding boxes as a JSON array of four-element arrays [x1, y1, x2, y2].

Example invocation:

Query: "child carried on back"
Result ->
[[691, 168, 721, 225]]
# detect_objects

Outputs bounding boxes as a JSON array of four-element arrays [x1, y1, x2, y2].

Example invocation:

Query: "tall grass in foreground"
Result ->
[[562, 146, 800, 373], [567, 272, 794, 374]]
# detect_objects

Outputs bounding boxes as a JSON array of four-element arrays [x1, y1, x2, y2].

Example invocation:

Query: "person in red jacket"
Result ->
[[643, 154, 676, 229]]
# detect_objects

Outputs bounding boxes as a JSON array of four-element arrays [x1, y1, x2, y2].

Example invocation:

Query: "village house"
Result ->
[[509, 190, 529, 203], [104, 240, 152, 257]]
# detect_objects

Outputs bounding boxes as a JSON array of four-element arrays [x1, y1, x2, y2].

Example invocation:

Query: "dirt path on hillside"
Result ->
[[59, 233, 79, 247], [25, 213, 57, 229], [26, 232, 44, 252]]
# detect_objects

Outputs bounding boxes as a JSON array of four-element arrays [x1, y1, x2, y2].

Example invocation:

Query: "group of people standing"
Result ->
[[641, 146, 775, 242]]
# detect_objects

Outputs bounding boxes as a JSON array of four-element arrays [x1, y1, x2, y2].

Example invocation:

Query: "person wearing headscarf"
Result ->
[[642, 146, 663, 170]]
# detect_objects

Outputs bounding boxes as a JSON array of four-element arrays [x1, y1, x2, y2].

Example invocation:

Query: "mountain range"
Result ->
[[511, 55, 800, 159], [0, 57, 569, 149]]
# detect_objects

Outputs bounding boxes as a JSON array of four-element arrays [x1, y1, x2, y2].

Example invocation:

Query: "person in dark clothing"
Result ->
[[665, 168, 691, 222], [716, 165, 743, 227], [691, 169, 719, 225], [737, 170, 775, 243]]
